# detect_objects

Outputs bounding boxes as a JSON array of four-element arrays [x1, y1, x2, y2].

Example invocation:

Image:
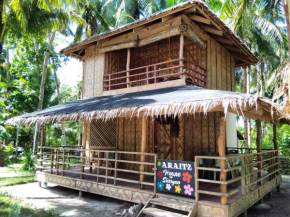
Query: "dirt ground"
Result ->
[[1, 176, 290, 217]]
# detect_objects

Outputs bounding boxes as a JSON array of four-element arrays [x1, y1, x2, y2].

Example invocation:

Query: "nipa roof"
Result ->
[[61, 0, 257, 66], [6, 86, 284, 125]]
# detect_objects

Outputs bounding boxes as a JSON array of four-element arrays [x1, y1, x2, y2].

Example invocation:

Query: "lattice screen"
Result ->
[[90, 119, 117, 148]]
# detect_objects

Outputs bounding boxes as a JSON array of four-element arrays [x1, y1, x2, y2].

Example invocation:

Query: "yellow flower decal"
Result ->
[[175, 185, 181, 193], [157, 161, 162, 167]]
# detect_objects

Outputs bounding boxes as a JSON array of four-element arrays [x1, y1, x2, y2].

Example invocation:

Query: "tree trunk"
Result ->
[[52, 58, 66, 146], [6, 46, 10, 80], [283, 0, 290, 58], [33, 32, 56, 154], [0, 0, 4, 69]]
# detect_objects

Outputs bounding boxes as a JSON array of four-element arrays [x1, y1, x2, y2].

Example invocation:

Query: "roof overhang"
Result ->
[[61, 0, 258, 67], [6, 86, 286, 125]]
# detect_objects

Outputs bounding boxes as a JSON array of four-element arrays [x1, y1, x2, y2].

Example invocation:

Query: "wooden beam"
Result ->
[[200, 25, 223, 36], [214, 36, 234, 45], [181, 15, 209, 41], [162, 14, 175, 22], [138, 27, 181, 47], [194, 5, 223, 31], [140, 116, 147, 189], [190, 15, 211, 25], [256, 119, 262, 185], [217, 112, 227, 205], [126, 48, 131, 88], [101, 32, 137, 47], [99, 41, 138, 53], [182, 25, 207, 49], [223, 45, 242, 53], [231, 52, 252, 64]]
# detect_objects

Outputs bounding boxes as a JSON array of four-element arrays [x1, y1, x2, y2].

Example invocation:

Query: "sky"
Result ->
[[55, 32, 82, 89]]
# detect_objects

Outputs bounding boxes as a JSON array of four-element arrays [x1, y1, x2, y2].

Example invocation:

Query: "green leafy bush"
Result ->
[[21, 149, 36, 171]]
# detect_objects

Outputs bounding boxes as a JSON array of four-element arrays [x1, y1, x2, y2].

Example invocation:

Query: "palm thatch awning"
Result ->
[[6, 86, 287, 125]]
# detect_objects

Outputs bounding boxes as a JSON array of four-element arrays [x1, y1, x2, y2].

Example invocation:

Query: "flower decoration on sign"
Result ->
[[157, 161, 162, 167], [182, 172, 192, 183], [157, 181, 164, 190], [175, 185, 181, 193], [166, 184, 171, 191], [184, 184, 194, 196], [157, 171, 163, 179]]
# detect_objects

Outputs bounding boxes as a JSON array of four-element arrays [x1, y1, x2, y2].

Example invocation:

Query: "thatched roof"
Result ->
[[6, 86, 285, 125], [61, 0, 257, 66]]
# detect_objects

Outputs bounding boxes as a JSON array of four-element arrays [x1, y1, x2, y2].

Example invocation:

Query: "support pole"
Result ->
[[80, 123, 87, 179], [126, 48, 131, 88], [256, 120, 262, 185], [38, 124, 45, 187], [140, 116, 147, 189], [217, 112, 227, 205], [273, 124, 280, 192], [179, 34, 184, 78]]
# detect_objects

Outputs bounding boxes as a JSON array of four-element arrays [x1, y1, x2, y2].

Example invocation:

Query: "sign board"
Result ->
[[156, 159, 195, 197]]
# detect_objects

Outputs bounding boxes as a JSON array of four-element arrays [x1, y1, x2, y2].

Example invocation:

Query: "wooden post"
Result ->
[[114, 152, 118, 186], [256, 120, 262, 185], [179, 34, 184, 78], [50, 149, 54, 174], [240, 156, 246, 195], [126, 48, 131, 88], [62, 149, 66, 176], [56, 149, 60, 175], [80, 123, 87, 179], [105, 151, 109, 184], [140, 116, 147, 189], [273, 124, 278, 175], [217, 112, 227, 205], [195, 156, 199, 201], [39, 125, 45, 172]]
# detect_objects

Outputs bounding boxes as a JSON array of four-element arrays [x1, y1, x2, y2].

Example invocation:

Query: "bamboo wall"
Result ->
[[115, 112, 221, 168], [83, 45, 105, 99]]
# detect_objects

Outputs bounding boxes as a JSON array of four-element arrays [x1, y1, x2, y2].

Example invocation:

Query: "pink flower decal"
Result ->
[[184, 184, 194, 196], [157, 171, 163, 179], [182, 172, 192, 183]]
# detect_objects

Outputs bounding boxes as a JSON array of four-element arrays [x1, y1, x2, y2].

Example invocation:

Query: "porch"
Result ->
[[36, 145, 281, 217]]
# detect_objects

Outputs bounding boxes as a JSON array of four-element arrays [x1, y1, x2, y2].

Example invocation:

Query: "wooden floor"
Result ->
[[42, 166, 270, 205]]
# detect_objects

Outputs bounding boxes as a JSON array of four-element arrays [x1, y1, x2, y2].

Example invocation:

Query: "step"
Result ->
[[143, 207, 188, 217], [151, 198, 195, 212]]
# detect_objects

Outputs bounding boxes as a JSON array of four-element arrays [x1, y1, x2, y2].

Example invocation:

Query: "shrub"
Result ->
[[21, 149, 36, 171]]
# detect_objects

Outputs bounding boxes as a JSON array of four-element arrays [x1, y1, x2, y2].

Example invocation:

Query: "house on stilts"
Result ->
[[7, 1, 289, 217]]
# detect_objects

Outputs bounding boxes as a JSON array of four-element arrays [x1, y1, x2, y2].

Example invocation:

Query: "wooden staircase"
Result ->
[[137, 194, 197, 217]]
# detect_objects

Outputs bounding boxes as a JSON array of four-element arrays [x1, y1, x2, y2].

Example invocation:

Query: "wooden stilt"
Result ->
[[277, 185, 281, 193], [217, 112, 227, 205], [79, 190, 83, 197], [256, 120, 262, 185], [140, 116, 147, 189], [241, 210, 248, 217]]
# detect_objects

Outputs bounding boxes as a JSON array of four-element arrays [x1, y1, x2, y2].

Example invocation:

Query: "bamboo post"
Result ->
[[140, 116, 147, 189], [56, 149, 60, 175], [179, 34, 184, 78], [217, 112, 227, 205], [62, 149, 66, 176], [97, 150, 100, 183], [195, 156, 199, 201], [105, 151, 109, 184], [114, 152, 118, 186], [39, 125, 45, 172], [240, 156, 246, 195], [50, 149, 54, 174], [68, 150, 70, 169], [273, 124, 279, 178], [256, 120, 262, 185], [80, 123, 87, 179], [126, 48, 131, 88]]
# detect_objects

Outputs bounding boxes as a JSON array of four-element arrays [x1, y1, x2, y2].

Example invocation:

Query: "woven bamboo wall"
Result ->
[[83, 45, 105, 98]]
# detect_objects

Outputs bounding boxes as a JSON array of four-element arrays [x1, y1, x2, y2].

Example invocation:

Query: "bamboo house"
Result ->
[[7, 1, 289, 217]]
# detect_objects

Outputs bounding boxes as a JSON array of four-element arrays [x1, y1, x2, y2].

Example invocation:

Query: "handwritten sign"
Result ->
[[156, 159, 195, 197]]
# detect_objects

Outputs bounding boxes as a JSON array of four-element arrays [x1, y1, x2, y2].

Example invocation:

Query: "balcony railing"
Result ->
[[103, 58, 207, 91]]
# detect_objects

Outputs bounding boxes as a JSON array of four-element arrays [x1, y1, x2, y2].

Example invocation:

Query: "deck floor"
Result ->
[[42, 167, 270, 205]]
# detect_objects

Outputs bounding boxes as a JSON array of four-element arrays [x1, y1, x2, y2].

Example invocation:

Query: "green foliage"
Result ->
[[21, 149, 36, 171], [8, 203, 21, 217]]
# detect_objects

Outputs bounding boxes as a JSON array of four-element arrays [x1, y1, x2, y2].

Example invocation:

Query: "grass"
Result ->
[[0, 193, 61, 217], [0, 164, 35, 187], [0, 163, 61, 217]]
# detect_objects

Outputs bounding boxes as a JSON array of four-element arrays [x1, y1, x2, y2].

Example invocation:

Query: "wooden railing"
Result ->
[[103, 58, 207, 91], [195, 149, 280, 205], [37, 146, 157, 193]]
